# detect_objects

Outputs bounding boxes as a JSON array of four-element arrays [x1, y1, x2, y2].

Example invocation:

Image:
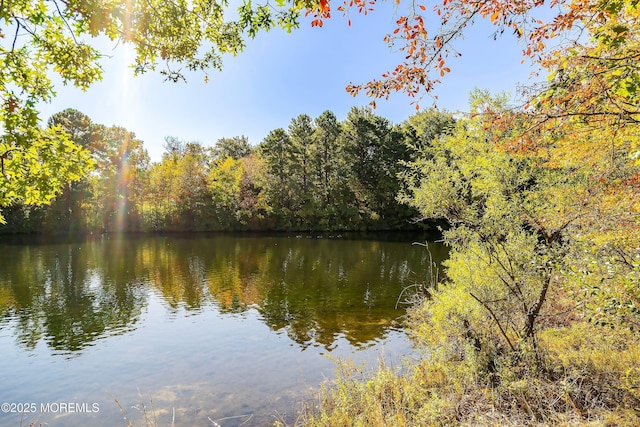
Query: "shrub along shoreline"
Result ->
[[298, 92, 639, 426]]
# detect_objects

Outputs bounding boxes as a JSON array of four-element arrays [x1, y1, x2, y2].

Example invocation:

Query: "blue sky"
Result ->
[[38, 2, 543, 162]]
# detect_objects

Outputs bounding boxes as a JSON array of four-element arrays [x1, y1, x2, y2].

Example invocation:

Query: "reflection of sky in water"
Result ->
[[0, 235, 444, 426], [1, 292, 415, 426]]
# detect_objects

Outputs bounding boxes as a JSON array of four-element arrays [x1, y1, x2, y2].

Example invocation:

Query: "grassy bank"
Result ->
[[297, 299, 640, 426]]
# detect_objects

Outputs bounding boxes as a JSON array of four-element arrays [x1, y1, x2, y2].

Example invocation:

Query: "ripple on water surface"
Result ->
[[0, 234, 446, 426]]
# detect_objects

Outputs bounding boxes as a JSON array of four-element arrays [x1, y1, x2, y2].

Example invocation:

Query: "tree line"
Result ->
[[0, 107, 454, 234]]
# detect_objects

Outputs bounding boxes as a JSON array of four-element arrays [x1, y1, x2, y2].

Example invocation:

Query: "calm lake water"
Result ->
[[0, 233, 446, 426]]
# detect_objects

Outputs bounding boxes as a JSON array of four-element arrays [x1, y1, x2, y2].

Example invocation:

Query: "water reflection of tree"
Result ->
[[0, 235, 447, 353], [0, 237, 146, 353], [255, 239, 432, 350], [142, 237, 209, 311], [177, 236, 448, 350]]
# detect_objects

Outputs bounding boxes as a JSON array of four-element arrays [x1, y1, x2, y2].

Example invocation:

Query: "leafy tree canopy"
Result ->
[[2, 0, 639, 222], [0, 0, 310, 222], [212, 135, 253, 160]]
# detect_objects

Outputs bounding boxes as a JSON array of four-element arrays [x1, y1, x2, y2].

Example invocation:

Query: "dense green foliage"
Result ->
[[0, 106, 435, 233], [0, 0, 321, 224], [299, 90, 640, 425]]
